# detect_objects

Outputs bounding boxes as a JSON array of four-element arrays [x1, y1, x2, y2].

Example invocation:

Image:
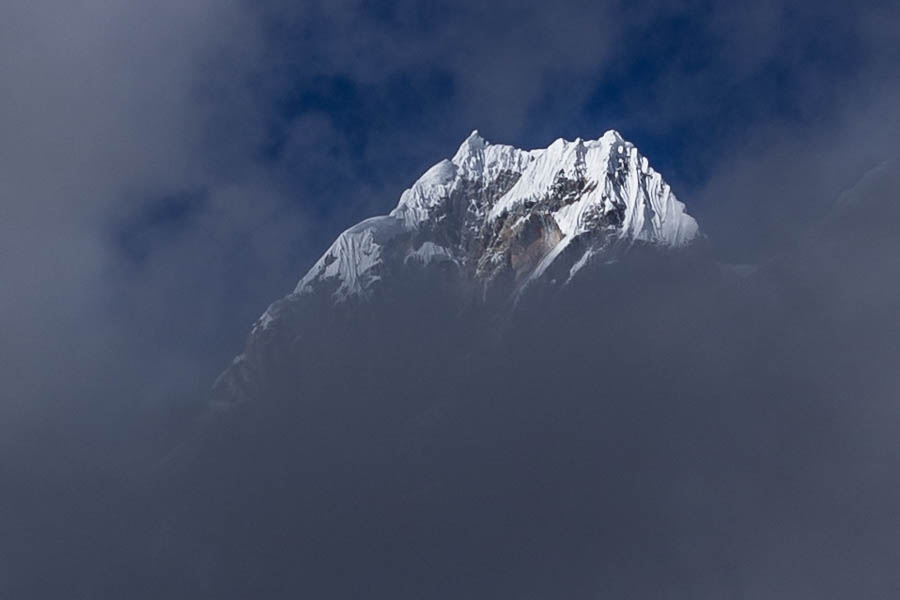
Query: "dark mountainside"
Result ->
[[5, 150, 900, 599], [151, 225, 898, 600]]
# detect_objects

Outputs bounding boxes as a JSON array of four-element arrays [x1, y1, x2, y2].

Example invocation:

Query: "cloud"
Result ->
[[0, 0, 302, 426], [1, 0, 899, 596], [0, 0, 897, 482]]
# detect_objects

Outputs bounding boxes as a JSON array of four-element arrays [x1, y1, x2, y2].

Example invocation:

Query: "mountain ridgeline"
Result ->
[[146, 137, 900, 600], [213, 131, 703, 407]]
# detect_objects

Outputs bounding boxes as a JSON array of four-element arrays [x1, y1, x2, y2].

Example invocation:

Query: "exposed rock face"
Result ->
[[212, 130, 702, 406]]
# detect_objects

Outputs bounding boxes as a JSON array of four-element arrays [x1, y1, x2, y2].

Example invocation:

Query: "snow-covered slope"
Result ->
[[215, 130, 701, 404], [291, 130, 698, 306]]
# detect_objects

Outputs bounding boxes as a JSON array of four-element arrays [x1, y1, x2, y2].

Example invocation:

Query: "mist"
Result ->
[[2, 0, 899, 597]]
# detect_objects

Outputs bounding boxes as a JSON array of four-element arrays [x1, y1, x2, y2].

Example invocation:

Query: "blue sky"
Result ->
[[215, 0, 899, 259], [1, 0, 899, 427]]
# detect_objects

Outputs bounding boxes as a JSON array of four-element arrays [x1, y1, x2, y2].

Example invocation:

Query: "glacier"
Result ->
[[290, 130, 698, 305]]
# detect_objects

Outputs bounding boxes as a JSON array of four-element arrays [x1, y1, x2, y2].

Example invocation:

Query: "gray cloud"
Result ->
[[1, 0, 899, 596], [0, 1, 301, 428]]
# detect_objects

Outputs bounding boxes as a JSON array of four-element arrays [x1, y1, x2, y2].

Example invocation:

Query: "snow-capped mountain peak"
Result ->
[[450, 129, 538, 183], [217, 130, 702, 405], [220, 128, 705, 348], [290, 130, 698, 308]]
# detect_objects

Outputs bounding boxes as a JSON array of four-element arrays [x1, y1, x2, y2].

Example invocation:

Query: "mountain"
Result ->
[[149, 145, 900, 600], [213, 131, 701, 406], [295, 129, 697, 303]]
